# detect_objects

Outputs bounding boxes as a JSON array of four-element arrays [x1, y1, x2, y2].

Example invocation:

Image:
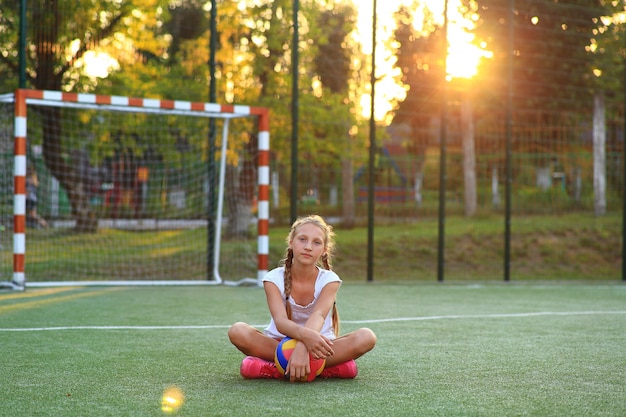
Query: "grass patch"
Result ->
[[330, 212, 621, 281], [0, 212, 621, 283]]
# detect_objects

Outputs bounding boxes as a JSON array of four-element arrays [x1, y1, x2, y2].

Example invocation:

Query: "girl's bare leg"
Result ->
[[228, 322, 279, 361], [323, 327, 377, 367], [228, 323, 376, 366]]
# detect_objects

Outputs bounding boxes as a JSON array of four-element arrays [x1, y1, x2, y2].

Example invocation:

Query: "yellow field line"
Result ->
[[0, 287, 81, 301], [0, 288, 122, 315]]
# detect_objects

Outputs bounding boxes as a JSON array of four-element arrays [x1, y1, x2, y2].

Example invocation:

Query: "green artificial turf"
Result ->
[[1, 283, 625, 416]]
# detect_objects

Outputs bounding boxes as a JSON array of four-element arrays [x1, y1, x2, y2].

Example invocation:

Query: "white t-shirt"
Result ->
[[262, 266, 342, 340]]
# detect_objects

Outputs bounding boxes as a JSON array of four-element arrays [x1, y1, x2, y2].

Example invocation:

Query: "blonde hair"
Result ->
[[281, 215, 340, 336]]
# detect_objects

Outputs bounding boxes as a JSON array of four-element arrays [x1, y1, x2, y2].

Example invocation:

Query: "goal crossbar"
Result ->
[[0, 89, 270, 290]]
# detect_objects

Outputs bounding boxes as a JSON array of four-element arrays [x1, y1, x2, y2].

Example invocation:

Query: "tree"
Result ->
[[0, 0, 169, 232], [227, 0, 368, 226], [389, 3, 485, 216], [585, 2, 626, 111], [0, 0, 375, 233], [312, 3, 362, 227], [389, 4, 446, 178], [471, 0, 608, 113], [314, 6, 354, 94], [586, 2, 626, 200], [469, 0, 621, 203], [393, 4, 446, 144]]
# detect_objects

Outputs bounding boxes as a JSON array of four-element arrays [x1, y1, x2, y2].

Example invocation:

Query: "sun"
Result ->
[[81, 51, 119, 79], [352, 0, 492, 119], [446, 23, 493, 80], [444, 3, 493, 80]]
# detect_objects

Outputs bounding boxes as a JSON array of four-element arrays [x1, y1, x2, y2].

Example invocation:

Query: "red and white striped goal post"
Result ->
[[9, 89, 270, 289]]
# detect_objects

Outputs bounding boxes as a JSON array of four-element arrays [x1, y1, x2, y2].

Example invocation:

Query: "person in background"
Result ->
[[26, 166, 48, 228]]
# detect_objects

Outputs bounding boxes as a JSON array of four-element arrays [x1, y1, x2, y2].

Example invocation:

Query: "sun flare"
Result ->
[[80, 51, 119, 79], [446, 26, 492, 80], [354, 0, 492, 119]]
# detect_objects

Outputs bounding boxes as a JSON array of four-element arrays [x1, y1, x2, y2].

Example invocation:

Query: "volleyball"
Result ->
[[274, 337, 326, 381]]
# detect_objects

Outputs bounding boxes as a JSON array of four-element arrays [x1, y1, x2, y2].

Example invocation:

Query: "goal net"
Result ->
[[0, 89, 270, 290]]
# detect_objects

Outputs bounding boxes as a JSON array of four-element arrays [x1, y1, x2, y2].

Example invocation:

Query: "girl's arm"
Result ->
[[264, 281, 339, 381], [300, 282, 339, 343]]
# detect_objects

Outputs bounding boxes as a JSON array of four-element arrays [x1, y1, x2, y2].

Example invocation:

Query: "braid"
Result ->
[[332, 302, 340, 337], [321, 246, 340, 336], [283, 248, 293, 320], [321, 253, 332, 271]]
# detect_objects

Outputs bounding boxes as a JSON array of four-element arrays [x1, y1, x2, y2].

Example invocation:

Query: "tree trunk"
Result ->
[[225, 165, 254, 237], [341, 158, 355, 228], [461, 95, 477, 217], [31, 1, 97, 233], [41, 107, 98, 233], [593, 91, 606, 216], [225, 134, 257, 237]]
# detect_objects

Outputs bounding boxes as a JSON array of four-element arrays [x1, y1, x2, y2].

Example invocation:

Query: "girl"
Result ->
[[228, 215, 377, 382]]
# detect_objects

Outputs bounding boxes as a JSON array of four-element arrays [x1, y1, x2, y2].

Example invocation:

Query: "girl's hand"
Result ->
[[300, 328, 334, 360], [286, 342, 312, 382]]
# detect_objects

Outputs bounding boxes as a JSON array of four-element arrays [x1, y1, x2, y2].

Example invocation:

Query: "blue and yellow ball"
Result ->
[[274, 337, 325, 381]]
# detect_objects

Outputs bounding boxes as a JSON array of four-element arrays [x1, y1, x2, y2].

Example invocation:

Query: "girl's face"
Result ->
[[289, 223, 326, 266]]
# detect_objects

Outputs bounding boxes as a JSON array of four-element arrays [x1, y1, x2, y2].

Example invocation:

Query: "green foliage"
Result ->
[[587, 1, 626, 96], [1, 1, 624, 236], [0, 0, 372, 221], [0, 0, 171, 91], [314, 4, 358, 93], [471, 0, 619, 111], [390, 3, 445, 123]]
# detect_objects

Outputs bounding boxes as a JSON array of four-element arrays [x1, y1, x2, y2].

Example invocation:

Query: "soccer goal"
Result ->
[[0, 89, 270, 290]]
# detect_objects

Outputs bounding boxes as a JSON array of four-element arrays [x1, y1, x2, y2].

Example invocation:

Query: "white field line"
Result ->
[[342, 310, 626, 324], [0, 310, 624, 332]]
